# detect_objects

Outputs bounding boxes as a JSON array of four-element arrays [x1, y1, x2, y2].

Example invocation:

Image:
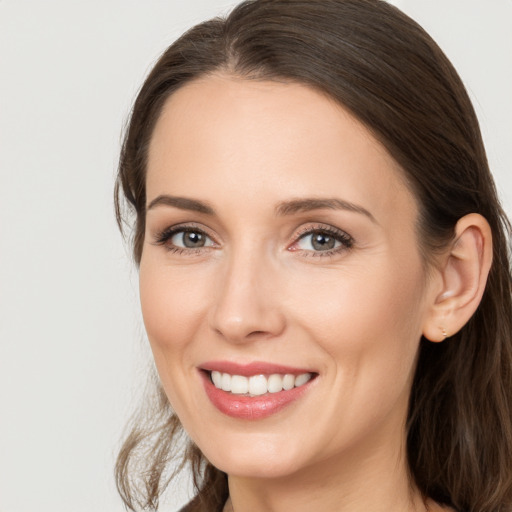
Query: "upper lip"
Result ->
[[199, 360, 316, 376]]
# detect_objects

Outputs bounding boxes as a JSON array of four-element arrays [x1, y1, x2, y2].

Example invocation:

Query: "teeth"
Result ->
[[221, 373, 231, 392], [249, 375, 268, 395], [231, 374, 249, 394], [295, 373, 311, 387], [211, 370, 222, 388], [267, 374, 283, 393], [210, 371, 313, 395], [283, 374, 295, 390]]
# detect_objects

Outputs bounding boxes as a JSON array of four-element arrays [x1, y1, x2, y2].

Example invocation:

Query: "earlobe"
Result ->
[[422, 213, 493, 342]]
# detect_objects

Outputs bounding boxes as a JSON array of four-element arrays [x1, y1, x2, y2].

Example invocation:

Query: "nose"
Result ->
[[208, 250, 286, 343]]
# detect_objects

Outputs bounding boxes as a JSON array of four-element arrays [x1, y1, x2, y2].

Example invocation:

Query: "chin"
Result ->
[[196, 433, 310, 479], [210, 455, 303, 480]]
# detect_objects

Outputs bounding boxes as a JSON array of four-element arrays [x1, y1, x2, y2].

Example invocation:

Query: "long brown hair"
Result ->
[[114, 1, 512, 511]]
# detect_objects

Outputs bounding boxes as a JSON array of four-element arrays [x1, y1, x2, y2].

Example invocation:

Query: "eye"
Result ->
[[154, 225, 216, 252], [297, 231, 340, 251], [290, 226, 353, 256], [171, 230, 213, 249]]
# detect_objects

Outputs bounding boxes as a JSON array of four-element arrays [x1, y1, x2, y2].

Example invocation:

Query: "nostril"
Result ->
[[247, 330, 268, 338]]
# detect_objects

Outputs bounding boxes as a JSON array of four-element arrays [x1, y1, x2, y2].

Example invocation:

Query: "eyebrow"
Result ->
[[275, 198, 377, 223], [146, 194, 376, 223], [147, 195, 215, 215]]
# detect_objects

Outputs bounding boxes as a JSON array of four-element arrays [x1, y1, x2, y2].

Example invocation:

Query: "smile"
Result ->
[[199, 362, 317, 420], [210, 371, 313, 396]]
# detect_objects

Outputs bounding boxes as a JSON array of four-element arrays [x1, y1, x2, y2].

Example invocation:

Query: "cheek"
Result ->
[[138, 255, 211, 425], [139, 255, 208, 358], [292, 258, 423, 331], [287, 259, 426, 388], [284, 263, 425, 449]]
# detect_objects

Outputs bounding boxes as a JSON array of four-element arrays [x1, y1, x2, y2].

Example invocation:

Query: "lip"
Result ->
[[200, 360, 314, 376], [198, 361, 317, 420]]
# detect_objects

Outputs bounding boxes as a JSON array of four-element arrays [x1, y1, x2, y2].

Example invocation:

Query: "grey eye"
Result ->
[[171, 230, 213, 248], [297, 231, 341, 251]]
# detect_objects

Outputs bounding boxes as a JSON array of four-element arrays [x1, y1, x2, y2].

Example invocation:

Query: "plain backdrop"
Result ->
[[0, 1, 510, 511]]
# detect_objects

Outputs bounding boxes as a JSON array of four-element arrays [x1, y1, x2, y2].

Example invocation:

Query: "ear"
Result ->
[[422, 213, 493, 342]]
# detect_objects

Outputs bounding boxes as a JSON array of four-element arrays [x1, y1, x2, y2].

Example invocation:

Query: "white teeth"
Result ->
[[283, 374, 295, 390], [221, 372, 231, 392], [210, 371, 313, 395], [231, 374, 249, 394], [249, 375, 268, 396], [267, 374, 283, 393], [211, 370, 222, 388], [295, 373, 312, 387]]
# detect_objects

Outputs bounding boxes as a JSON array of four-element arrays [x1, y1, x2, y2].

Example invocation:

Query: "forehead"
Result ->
[[146, 74, 417, 225]]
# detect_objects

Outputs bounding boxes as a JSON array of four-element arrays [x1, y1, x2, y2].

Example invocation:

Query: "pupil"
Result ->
[[312, 232, 335, 251], [183, 231, 205, 248]]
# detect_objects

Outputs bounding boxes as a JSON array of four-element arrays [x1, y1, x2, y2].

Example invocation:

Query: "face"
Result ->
[[140, 75, 434, 480]]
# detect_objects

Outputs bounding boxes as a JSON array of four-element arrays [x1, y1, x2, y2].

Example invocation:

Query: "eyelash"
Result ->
[[153, 223, 354, 258], [153, 224, 215, 255], [292, 224, 354, 257]]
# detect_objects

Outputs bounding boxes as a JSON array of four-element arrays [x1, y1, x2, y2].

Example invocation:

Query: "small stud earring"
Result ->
[[441, 327, 448, 340]]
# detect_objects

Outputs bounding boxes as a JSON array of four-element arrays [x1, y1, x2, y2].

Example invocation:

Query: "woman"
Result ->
[[114, 1, 512, 511]]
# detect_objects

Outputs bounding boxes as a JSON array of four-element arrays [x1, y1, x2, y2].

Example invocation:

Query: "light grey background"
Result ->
[[0, 1, 510, 511]]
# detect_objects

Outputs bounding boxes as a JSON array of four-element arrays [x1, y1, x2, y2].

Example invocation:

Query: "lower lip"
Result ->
[[200, 371, 314, 420]]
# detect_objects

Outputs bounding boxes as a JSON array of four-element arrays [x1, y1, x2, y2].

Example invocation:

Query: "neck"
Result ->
[[225, 417, 428, 512]]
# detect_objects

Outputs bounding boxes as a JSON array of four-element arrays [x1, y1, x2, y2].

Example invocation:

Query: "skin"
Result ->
[[140, 75, 457, 512]]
